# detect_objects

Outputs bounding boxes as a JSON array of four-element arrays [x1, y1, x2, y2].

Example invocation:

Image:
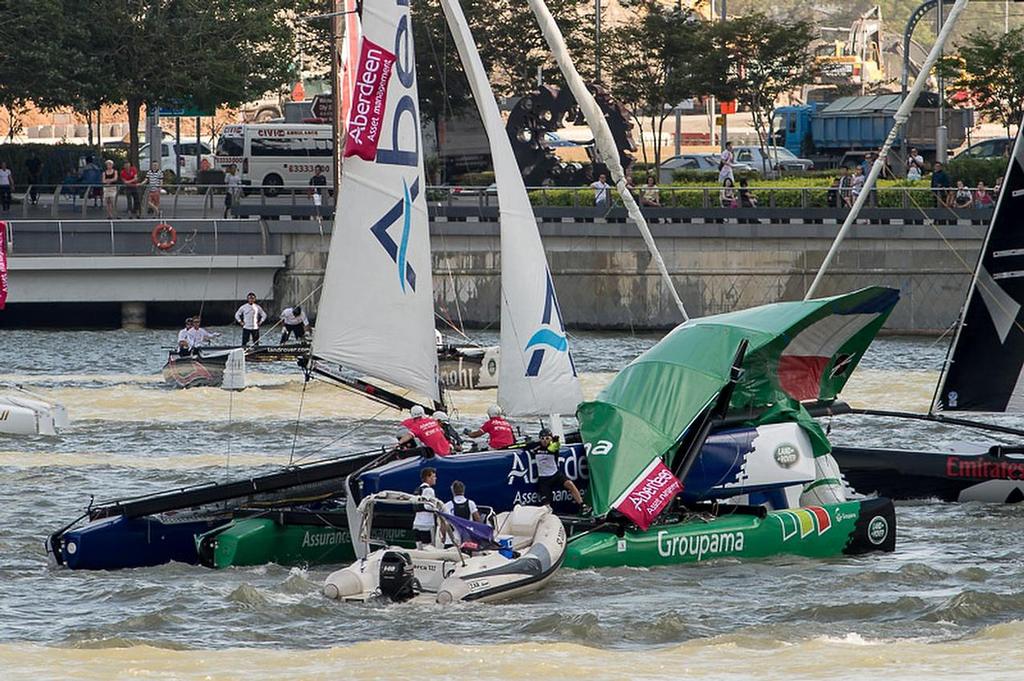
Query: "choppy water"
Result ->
[[2, 330, 1024, 680]]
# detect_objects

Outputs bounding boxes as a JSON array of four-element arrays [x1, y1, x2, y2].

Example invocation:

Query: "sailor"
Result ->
[[188, 316, 220, 349], [177, 318, 193, 357], [397, 405, 452, 456], [432, 410, 464, 453], [443, 480, 481, 522], [464, 405, 515, 450], [527, 427, 585, 510], [279, 305, 311, 344], [413, 467, 438, 548], [234, 291, 267, 346], [435, 329, 444, 348]]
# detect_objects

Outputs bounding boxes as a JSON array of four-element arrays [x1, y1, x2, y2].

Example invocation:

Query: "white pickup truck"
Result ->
[[139, 140, 215, 181]]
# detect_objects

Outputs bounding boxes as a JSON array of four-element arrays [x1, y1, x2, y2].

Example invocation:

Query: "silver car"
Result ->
[[733, 146, 814, 175], [658, 153, 754, 183]]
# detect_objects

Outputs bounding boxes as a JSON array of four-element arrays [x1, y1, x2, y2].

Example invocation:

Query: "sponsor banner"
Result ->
[[0, 221, 7, 309], [343, 38, 396, 161], [611, 458, 683, 531]]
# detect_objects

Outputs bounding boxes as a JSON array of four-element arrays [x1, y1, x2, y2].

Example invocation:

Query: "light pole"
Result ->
[[719, 0, 727, 151], [936, 0, 948, 163], [595, 0, 602, 81]]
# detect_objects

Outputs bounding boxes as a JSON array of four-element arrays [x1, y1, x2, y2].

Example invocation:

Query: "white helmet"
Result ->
[[487, 404, 502, 418], [432, 410, 449, 422], [410, 405, 425, 418]]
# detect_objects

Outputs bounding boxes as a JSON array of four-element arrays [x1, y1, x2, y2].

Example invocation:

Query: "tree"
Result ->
[[604, 3, 729, 171], [713, 13, 820, 172], [0, 0, 64, 141], [943, 28, 1024, 138]]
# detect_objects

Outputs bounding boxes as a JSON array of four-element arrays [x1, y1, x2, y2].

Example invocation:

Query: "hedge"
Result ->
[[0, 143, 126, 185]]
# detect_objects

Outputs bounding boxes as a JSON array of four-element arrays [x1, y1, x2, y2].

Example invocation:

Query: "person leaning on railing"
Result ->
[[639, 175, 660, 207], [930, 162, 952, 208]]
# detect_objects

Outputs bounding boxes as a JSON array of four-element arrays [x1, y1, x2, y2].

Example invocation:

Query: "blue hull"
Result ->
[[59, 515, 229, 570]]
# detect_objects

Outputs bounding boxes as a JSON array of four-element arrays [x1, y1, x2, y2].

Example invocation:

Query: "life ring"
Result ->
[[152, 223, 177, 250]]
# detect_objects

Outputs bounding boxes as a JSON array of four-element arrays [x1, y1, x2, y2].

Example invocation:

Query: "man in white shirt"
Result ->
[[590, 173, 610, 208], [413, 467, 438, 548], [442, 480, 481, 547], [279, 305, 310, 344], [188, 316, 220, 349], [177, 317, 193, 356], [718, 141, 735, 184], [234, 291, 267, 346]]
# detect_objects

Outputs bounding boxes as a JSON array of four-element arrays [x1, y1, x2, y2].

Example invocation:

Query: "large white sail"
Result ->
[[312, 0, 439, 401], [439, 0, 582, 416]]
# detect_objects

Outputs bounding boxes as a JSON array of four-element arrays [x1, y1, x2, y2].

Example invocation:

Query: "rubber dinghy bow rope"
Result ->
[[525, 0, 688, 322]]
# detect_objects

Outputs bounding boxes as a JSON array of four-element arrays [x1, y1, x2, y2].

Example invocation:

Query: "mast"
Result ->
[[526, 0, 689, 322], [804, 0, 970, 299]]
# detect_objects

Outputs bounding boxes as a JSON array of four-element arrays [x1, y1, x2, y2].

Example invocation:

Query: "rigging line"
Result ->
[[435, 311, 473, 342], [288, 376, 310, 466], [436, 230, 469, 338], [288, 397, 405, 465]]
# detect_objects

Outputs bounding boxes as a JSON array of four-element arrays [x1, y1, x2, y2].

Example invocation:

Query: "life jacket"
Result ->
[[481, 416, 515, 449], [402, 416, 452, 456], [450, 498, 472, 520]]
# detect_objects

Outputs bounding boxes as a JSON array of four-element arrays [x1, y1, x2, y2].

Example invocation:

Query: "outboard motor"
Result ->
[[378, 551, 417, 602]]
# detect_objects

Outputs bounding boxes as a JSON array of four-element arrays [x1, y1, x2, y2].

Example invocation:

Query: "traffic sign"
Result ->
[[158, 100, 215, 117], [311, 94, 334, 120]]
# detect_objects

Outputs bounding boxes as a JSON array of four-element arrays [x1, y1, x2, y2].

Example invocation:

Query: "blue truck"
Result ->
[[772, 92, 972, 169]]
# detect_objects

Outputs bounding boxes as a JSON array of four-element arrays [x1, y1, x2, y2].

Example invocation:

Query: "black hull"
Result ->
[[162, 353, 229, 388], [832, 445, 1024, 503]]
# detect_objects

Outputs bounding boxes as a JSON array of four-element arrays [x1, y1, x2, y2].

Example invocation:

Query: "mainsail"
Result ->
[[438, 0, 582, 416], [311, 0, 440, 401], [935, 121, 1024, 412], [580, 287, 898, 525]]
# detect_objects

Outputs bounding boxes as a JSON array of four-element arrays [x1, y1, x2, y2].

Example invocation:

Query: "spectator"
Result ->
[[590, 173, 610, 208], [738, 178, 757, 208], [850, 166, 866, 204], [828, 176, 842, 208], [838, 166, 853, 207], [931, 162, 951, 207], [640, 175, 660, 207], [720, 177, 737, 208], [146, 161, 163, 215], [224, 164, 242, 219], [906, 147, 925, 181], [101, 160, 118, 219], [81, 156, 102, 206], [992, 177, 1003, 202], [60, 167, 82, 206], [0, 161, 13, 212], [120, 161, 141, 217], [860, 152, 874, 179], [973, 181, 993, 209], [24, 154, 41, 205], [718, 141, 735, 184], [953, 180, 973, 209], [309, 165, 327, 217]]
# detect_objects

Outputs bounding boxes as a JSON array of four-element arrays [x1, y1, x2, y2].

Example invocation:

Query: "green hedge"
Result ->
[[945, 157, 1007, 186], [0, 143, 126, 185], [452, 170, 495, 186]]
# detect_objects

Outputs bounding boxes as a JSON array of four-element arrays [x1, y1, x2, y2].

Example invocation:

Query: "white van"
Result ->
[[215, 124, 333, 194], [140, 140, 214, 181]]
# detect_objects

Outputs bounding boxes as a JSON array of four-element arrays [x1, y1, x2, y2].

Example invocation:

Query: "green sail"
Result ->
[[580, 287, 899, 517]]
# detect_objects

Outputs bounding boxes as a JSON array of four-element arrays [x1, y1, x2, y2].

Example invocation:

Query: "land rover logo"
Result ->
[[867, 515, 889, 545], [773, 443, 799, 468], [486, 359, 497, 376]]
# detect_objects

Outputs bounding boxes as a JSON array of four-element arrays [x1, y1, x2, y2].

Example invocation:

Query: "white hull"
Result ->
[[324, 505, 565, 604], [0, 389, 69, 436]]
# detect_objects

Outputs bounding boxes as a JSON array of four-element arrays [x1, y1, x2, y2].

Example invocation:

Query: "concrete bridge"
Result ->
[[2, 201, 989, 331]]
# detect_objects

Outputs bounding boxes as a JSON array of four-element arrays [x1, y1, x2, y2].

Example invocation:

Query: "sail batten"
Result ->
[[935, 119, 1024, 413], [439, 0, 582, 416], [311, 0, 439, 401]]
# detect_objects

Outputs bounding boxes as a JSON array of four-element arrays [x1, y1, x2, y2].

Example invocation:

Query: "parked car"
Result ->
[[657, 153, 754, 183], [733, 146, 814, 174], [140, 140, 215, 181], [953, 137, 1013, 161]]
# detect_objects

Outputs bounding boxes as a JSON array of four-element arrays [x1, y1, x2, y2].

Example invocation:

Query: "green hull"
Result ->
[[197, 517, 416, 569], [564, 497, 895, 569]]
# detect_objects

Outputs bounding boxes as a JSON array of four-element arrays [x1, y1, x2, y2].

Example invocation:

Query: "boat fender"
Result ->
[[152, 223, 177, 250]]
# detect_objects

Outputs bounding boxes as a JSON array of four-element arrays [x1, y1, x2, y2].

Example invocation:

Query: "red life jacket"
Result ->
[[481, 416, 515, 449], [401, 416, 452, 456]]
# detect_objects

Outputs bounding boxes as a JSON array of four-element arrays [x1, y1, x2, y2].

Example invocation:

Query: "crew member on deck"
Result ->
[[279, 305, 311, 344], [527, 427, 585, 510], [188, 316, 220, 349], [432, 410, 464, 453], [397, 405, 452, 456], [177, 318, 193, 357], [442, 480, 481, 547], [464, 405, 515, 449], [234, 291, 267, 346], [413, 467, 438, 549]]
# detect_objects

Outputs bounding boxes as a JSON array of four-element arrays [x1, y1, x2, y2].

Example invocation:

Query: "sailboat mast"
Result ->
[[526, 0, 689, 322], [805, 0, 970, 299]]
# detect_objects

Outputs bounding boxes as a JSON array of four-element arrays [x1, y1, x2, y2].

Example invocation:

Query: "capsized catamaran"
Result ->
[[0, 386, 69, 436], [831, 119, 1024, 503], [564, 288, 900, 568]]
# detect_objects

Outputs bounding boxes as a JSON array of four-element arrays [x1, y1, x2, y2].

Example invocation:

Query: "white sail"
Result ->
[[526, 0, 688, 322], [312, 0, 439, 401], [439, 0, 582, 416]]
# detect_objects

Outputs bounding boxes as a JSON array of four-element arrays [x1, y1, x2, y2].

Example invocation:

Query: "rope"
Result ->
[[288, 376, 311, 466]]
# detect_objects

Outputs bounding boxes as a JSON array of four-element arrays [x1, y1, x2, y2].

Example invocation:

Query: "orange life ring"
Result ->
[[152, 223, 177, 250]]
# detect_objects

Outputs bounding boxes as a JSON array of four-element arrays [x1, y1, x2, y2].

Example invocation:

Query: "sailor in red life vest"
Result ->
[[463, 404, 516, 450], [398, 405, 452, 456]]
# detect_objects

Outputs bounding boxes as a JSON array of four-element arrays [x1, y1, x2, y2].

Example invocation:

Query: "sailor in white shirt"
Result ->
[[279, 305, 310, 344], [177, 317, 193, 356], [413, 468, 438, 548], [187, 317, 221, 349], [234, 291, 267, 346]]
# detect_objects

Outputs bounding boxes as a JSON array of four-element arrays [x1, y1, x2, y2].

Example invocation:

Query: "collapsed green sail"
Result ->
[[579, 287, 900, 517]]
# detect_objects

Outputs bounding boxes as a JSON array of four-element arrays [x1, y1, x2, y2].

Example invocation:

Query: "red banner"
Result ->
[[0, 221, 8, 310], [612, 459, 683, 531], [343, 39, 396, 162]]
